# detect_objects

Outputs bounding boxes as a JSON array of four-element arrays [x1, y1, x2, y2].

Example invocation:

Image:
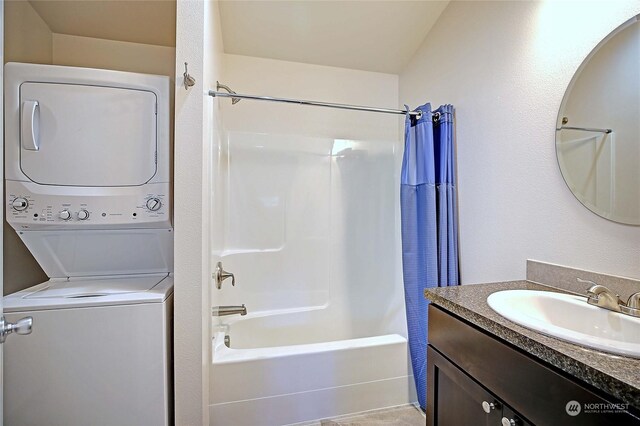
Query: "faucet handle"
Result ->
[[579, 278, 605, 298], [626, 292, 640, 310], [579, 278, 623, 313], [577, 277, 598, 289], [577, 278, 616, 298], [214, 262, 235, 289]]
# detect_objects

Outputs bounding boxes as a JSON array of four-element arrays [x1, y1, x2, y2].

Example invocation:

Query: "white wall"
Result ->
[[400, 1, 640, 283], [173, 0, 224, 424], [221, 54, 400, 140]]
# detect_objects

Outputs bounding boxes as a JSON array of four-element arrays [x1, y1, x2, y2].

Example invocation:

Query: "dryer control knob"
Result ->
[[146, 198, 162, 212], [59, 210, 71, 221], [77, 210, 89, 220], [11, 198, 28, 211]]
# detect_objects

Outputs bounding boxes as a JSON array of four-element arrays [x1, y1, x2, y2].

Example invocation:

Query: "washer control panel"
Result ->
[[58, 210, 71, 221], [77, 209, 90, 220], [11, 197, 29, 211], [146, 197, 162, 212], [6, 181, 171, 230]]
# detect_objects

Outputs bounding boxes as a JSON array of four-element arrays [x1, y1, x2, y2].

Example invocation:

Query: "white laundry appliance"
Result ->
[[3, 62, 173, 426]]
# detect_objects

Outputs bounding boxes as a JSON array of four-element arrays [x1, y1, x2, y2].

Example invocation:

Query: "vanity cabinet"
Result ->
[[428, 346, 532, 425], [427, 305, 640, 426]]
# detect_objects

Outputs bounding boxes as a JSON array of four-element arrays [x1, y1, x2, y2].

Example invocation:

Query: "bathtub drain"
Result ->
[[224, 335, 231, 348]]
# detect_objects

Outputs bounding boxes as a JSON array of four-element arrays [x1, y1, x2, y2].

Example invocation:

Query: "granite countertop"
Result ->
[[424, 281, 640, 410]]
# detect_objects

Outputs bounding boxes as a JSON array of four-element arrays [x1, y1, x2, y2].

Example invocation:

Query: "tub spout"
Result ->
[[212, 304, 247, 317]]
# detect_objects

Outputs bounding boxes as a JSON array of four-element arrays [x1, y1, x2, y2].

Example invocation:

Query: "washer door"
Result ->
[[19, 82, 157, 187]]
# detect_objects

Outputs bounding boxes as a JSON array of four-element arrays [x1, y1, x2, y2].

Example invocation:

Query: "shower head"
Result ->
[[216, 81, 241, 104]]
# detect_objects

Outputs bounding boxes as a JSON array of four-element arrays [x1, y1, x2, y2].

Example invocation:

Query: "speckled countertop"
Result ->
[[424, 281, 640, 410]]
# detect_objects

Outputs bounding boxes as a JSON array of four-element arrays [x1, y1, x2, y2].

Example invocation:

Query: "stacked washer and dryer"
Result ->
[[3, 63, 173, 425]]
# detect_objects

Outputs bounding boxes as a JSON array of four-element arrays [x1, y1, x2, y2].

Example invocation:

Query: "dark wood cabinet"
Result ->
[[428, 346, 529, 425], [427, 305, 640, 426]]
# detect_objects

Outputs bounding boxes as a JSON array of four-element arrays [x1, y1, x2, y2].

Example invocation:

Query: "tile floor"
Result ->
[[307, 404, 425, 426]]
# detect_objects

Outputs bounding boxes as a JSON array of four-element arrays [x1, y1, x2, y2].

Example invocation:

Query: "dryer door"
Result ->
[[19, 82, 157, 187]]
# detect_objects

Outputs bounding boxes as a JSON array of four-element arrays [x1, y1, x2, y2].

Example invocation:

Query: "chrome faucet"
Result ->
[[214, 262, 235, 289], [212, 304, 247, 317], [622, 292, 640, 317], [580, 278, 640, 317], [582, 278, 622, 312]]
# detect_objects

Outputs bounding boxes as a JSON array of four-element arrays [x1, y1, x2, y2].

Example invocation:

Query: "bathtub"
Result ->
[[209, 132, 412, 424], [209, 310, 415, 426]]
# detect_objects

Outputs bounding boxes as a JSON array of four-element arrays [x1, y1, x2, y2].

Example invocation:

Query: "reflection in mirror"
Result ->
[[556, 15, 640, 225]]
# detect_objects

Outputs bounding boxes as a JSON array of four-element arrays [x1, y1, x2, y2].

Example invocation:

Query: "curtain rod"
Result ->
[[209, 82, 431, 119]]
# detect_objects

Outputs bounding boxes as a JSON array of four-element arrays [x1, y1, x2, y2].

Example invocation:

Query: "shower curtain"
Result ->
[[401, 103, 459, 410]]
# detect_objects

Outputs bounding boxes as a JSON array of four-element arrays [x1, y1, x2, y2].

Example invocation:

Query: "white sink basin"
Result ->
[[487, 290, 640, 358]]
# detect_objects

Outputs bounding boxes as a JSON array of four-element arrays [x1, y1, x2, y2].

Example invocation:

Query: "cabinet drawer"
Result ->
[[428, 305, 639, 426], [428, 346, 528, 426]]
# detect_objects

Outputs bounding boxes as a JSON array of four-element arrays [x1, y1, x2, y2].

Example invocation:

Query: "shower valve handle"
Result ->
[[214, 262, 235, 289]]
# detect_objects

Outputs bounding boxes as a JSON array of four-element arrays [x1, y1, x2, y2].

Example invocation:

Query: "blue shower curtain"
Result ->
[[401, 103, 459, 410]]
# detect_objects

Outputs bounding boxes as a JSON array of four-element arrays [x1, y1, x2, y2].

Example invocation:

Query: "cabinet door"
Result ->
[[428, 305, 640, 425], [502, 406, 533, 426], [427, 346, 502, 426]]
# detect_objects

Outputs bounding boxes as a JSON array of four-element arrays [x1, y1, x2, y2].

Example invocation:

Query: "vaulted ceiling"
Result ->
[[218, 0, 449, 74], [28, 0, 176, 47], [27, 0, 449, 74]]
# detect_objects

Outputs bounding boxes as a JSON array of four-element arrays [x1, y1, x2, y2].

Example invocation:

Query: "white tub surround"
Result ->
[[210, 323, 413, 426]]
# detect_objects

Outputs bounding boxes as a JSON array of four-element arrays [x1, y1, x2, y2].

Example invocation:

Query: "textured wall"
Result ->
[[173, 1, 206, 423], [400, 1, 640, 283], [4, 0, 52, 64], [221, 54, 400, 140], [174, 1, 224, 424]]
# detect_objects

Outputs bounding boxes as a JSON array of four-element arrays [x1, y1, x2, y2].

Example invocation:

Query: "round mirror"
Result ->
[[556, 15, 640, 225]]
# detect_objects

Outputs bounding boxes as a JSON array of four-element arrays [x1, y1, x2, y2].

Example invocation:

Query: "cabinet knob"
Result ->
[[502, 417, 517, 426], [482, 400, 498, 413]]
